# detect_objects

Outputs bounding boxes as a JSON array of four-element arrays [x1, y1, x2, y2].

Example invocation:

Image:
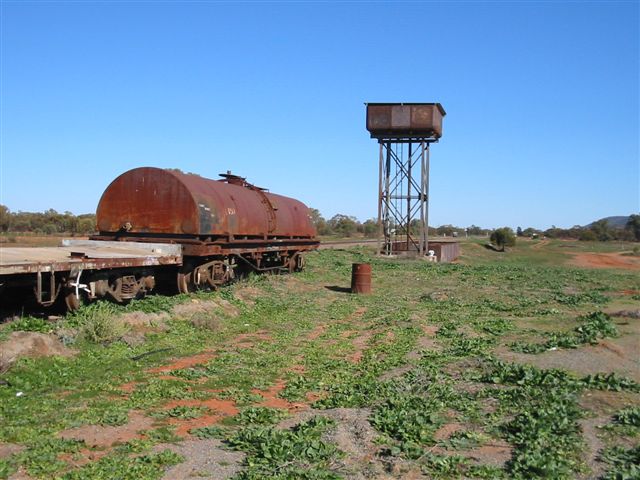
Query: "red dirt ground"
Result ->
[[307, 324, 326, 340], [58, 411, 154, 447], [531, 239, 550, 250], [347, 331, 373, 363], [59, 449, 109, 468], [569, 252, 640, 270], [433, 422, 464, 441], [231, 330, 273, 349], [162, 397, 239, 436], [252, 379, 308, 411], [119, 381, 138, 393], [287, 364, 306, 375], [147, 351, 217, 374]]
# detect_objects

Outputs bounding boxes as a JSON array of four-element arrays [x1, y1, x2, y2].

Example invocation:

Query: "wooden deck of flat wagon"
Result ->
[[0, 240, 182, 309]]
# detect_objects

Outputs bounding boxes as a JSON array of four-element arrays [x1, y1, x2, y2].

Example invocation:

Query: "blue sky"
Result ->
[[1, 1, 638, 229]]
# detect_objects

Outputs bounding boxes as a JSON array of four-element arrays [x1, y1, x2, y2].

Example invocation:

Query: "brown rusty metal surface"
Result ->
[[366, 103, 446, 139], [89, 235, 319, 258], [428, 241, 460, 263], [223, 244, 317, 256], [96, 168, 317, 240], [0, 241, 182, 276], [351, 263, 372, 294], [386, 240, 459, 263]]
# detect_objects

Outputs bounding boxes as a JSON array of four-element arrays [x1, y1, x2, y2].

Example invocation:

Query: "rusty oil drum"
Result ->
[[351, 263, 372, 294]]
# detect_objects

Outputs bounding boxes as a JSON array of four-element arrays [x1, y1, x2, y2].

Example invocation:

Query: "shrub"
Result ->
[[490, 227, 516, 251], [71, 303, 129, 343]]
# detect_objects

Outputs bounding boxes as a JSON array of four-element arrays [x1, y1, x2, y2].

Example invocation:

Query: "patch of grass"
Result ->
[[553, 291, 610, 306], [234, 406, 289, 425], [444, 430, 489, 450], [144, 426, 181, 444], [371, 394, 443, 450], [129, 378, 205, 409], [61, 449, 183, 480], [445, 336, 494, 357], [65, 302, 129, 343], [227, 416, 341, 479], [98, 407, 130, 426], [169, 366, 209, 380], [510, 311, 618, 354], [215, 388, 264, 406], [599, 445, 640, 480], [190, 425, 228, 439], [419, 453, 469, 477], [14, 438, 84, 477], [613, 406, 640, 427], [473, 317, 514, 336], [114, 438, 156, 454], [501, 388, 583, 478], [151, 405, 208, 420], [573, 311, 619, 343], [0, 458, 16, 479], [8, 317, 54, 334], [581, 373, 640, 392], [125, 294, 190, 314], [482, 360, 585, 478], [482, 360, 581, 388]]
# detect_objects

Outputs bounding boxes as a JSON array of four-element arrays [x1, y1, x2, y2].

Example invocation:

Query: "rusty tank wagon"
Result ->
[[0, 168, 318, 310], [92, 167, 318, 295]]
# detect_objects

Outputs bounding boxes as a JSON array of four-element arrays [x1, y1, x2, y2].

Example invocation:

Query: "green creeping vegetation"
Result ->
[[604, 406, 640, 442], [511, 311, 619, 354], [614, 407, 640, 427], [581, 373, 640, 392], [552, 291, 610, 306], [472, 317, 514, 336], [11, 289, 238, 343], [1, 244, 638, 479], [151, 405, 209, 419], [8, 316, 54, 334], [483, 360, 640, 393], [61, 450, 183, 480], [600, 445, 640, 480], [233, 406, 289, 426], [227, 416, 341, 480], [12, 438, 83, 478], [482, 361, 585, 478], [190, 425, 229, 439]]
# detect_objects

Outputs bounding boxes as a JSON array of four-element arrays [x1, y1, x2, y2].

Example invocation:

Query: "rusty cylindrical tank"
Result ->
[[96, 167, 316, 239], [351, 263, 372, 294]]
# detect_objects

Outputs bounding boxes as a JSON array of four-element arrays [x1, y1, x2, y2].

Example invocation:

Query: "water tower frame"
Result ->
[[366, 103, 445, 256]]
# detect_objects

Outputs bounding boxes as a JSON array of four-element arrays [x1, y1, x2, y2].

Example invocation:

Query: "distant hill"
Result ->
[[587, 216, 632, 229]]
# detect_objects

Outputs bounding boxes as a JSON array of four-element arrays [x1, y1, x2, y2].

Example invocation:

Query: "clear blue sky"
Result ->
[[1, 1, 638, 230]]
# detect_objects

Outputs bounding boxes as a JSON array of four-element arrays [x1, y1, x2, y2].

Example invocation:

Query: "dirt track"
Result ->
[[569, 252, 640, 270]]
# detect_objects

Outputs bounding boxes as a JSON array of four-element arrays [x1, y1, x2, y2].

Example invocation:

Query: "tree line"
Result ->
[[528, 216, 640, 242], [0, 205, 96, 235], [1, 203, 638, 243], [309, 209, 494, 238], [310, 209, 640, 242]]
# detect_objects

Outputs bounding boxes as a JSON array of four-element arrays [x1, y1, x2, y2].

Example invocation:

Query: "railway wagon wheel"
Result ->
[[62, 271, 89, 311], [64, 288, 86, 311], [177, 259, 234, 294], [289, 253, 305, 273], [177, 268, 198, 294]]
